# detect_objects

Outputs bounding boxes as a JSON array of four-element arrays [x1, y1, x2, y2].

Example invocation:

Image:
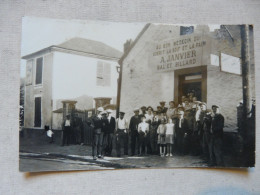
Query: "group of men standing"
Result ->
[[61, 114, 84, 146], [88, 93, 225, 166]]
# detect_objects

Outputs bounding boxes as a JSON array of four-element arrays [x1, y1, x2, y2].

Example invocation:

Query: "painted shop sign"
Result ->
[[150, 34, 211, 72]]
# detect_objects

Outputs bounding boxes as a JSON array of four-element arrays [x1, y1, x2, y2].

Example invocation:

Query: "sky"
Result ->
[[20, 18, 223, 78], [20, 17, 146, 77]]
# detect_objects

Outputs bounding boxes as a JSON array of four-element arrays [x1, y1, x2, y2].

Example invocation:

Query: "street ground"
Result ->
[[19, 132, 246, 172], [20, 140, 209, 172]]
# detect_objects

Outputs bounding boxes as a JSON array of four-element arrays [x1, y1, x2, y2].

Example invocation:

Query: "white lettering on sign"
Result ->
[[150, 34, 210, 72]]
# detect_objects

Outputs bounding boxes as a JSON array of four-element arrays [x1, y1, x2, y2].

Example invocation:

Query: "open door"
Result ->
[[174, 66, 207, 105]]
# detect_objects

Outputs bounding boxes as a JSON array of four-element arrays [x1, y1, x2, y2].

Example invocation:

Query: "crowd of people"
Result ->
[[88, 92, 226, 166]]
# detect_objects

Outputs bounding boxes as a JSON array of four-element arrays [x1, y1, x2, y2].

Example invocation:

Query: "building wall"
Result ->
[[52, 113, 63, 130], [120, 24, 181, 120], [24, 53, 53, 129], [52, 51, 119, 111], [207, 65, 242, 131]]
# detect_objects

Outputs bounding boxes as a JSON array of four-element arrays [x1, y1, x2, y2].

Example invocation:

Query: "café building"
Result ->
[[119, 24, 255, 131]]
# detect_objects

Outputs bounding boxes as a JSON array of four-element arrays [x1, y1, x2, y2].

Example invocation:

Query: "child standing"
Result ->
[[157, 118, 166, 157], [138, 116, 149, 155], [165, 118, 175, 156], [45, 125, 54, 143]]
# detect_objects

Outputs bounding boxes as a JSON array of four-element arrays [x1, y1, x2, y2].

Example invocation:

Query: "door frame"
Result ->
[[174, 66, 207, 105]]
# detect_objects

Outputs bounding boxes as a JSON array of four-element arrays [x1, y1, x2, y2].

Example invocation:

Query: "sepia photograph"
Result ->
[[19, 17, 255, 172]]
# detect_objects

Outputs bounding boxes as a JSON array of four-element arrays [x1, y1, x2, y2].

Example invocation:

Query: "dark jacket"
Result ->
[[176, 118, 188, 136], [101, 117, 109, 133], [106, 117, 116, 134], [202, 113, 212, 133], [91, 115, 103, 130], [161, 107, 168, 113], [129, 115, 141, 132], [211, 113, 224, 138]]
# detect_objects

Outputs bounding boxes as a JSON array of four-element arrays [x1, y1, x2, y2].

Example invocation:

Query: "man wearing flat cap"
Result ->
[[61, 114, 71, 146], [189, 104, 200, 155], [103, 109, 116, 156], [139, 106, 147, 120], [209, 105, 224, 166], [176, 110, 188, 155], [198, 102, 212, 160], [157, 106, 162, 115], [115, 111, 129, 157], [99, 111, 109, 157], [91, 107, 105, 160], [129, 108, 141, 156]]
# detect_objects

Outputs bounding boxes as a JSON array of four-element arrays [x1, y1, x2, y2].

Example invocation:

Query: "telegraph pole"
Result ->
[[240, 24, 255, 167], [240, 24, 251, 138]]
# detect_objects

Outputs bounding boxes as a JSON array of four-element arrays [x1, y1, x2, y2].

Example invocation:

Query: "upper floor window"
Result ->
[[96, 61, 111, 87], [35, 57, 43, 85], [180, 26, 194, 35]]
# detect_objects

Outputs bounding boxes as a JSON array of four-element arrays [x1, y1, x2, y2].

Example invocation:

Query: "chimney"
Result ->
[[124, 39, 133, 54]]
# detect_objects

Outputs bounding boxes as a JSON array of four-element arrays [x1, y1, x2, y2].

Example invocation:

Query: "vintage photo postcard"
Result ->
[[19, 17, 255, 172]]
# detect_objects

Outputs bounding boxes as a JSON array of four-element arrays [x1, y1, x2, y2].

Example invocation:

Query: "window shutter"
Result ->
[[96, 61, 104, 86], [26, 59, 33, 85], [103, 63, 111, 86], [35, 57, 43, 85]]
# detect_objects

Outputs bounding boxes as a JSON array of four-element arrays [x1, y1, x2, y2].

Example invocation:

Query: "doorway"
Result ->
[[181, 82, 202, 101], [174, 66, 207, 105], [34, 96, 41, 127]]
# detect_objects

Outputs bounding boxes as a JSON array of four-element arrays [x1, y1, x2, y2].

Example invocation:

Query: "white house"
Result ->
[[22, 37, 122, 130]]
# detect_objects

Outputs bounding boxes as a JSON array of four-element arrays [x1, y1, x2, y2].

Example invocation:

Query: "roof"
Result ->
[[211, 25, 242, 58], [22, 37, 123, 60]]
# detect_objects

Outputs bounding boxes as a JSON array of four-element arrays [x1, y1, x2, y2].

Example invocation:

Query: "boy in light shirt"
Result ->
[[138, 116, 149, 155]]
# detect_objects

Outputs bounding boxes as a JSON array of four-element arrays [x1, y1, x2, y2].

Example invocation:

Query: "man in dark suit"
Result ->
[[176, 110, 188, 155], [209, 105, 225, 166], [129, 108, 141, 156], [104, 109, 116, 156], [61, 115, 71, 146], [160, 101, 168, 114], [139, 106, 146, 120], [91, 107, 104, 160]]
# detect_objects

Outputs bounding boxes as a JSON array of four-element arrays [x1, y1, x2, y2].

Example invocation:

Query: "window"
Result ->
[[221, 53, 241, 75], [35, 57, 43, 85], [34, 97, 41, 127], [96, 61, 111, 87], [180, 26, 194, 35]]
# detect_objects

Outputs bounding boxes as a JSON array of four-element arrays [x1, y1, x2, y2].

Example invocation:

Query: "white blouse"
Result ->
[[165, 123, 174, 135]]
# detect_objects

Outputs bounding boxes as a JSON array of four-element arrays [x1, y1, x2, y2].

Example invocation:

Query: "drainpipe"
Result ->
[[116, 62, 122, 118]]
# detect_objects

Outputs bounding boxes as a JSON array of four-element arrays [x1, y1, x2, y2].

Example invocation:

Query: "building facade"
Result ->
[[119, 24, 255, 132]]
